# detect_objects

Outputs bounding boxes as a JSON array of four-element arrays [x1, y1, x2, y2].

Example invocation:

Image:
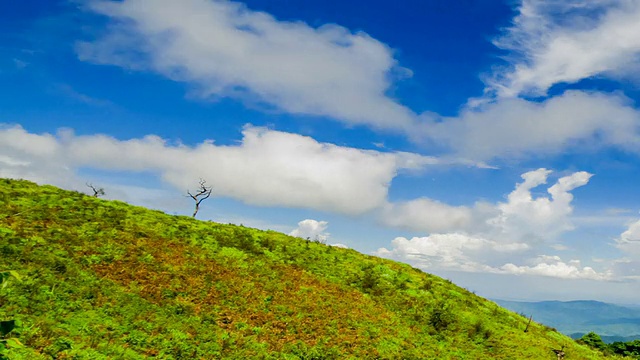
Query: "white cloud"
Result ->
[[382, 168, 591, 241], [0, 124, 437, 215], [0, 126, 77, 186], [376, 233, 528, 273], [500, 255, 612, 280], [425, 90, 640, 161], [77, 0, 418, 132], [76, 0, 640, 162], [619, 219, 640, 247], [487, 0, 640, 97], [489, 168, 592, 242], [455, 1, 640, 162], [376, 169, 603, 279], [289, 219, 330, 242], [377, 236, 610, 280], [612, 219, 640, 279]]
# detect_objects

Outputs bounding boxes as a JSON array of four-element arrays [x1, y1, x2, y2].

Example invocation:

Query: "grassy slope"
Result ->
[[0, 179, 622, 359]]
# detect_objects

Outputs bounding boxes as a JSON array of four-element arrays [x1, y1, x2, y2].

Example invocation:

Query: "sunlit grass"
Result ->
[[0, 178, 625, 359]]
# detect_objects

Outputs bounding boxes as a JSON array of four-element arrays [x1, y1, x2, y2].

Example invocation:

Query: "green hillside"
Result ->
[[0, 179, 624, 359]]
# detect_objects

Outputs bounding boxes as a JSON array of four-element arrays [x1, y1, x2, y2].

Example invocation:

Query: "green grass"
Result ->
[[0, 178, 627, 359]]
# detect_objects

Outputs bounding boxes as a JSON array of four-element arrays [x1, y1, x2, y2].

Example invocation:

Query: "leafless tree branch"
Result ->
[[86, 183, 105, 198], [187, 179, 212, 218]]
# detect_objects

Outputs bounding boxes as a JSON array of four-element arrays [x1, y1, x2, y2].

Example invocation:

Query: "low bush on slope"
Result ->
[[0, 179, 624, 359]]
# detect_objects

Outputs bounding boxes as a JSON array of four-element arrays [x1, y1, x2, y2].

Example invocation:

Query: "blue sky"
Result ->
[[2, 0, 640, 303]]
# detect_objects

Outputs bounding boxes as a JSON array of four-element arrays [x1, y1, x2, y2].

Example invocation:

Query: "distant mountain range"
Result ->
[[494, 299, 640, 343]]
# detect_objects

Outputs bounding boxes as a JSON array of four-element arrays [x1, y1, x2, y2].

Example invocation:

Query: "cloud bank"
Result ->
[[488, 0, 640, 97], [78, 0, 418, 132], [77, 0, 640, 164], [382, 168, 591, 238], [613, 218, 640, 280], [0, 124, 437, 215], [425, 91, 640, 161], [377, 169, 613, 280]]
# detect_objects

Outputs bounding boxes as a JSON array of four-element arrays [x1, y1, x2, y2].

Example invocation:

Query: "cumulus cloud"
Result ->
[[500, 255, 612, 281], [618, 218, 640, 251], [376, 234, 527, 273], [425, 90, 640, 161], [378, 236, 609, 280], [0, 127, 76, 186], [0, 124, 438, 215], [383, 168, 591, 239], [613, 219, 640, 279], [489, 168, 592, 242], [77, 0, 418, 131], [487, 0, 640, 97], [75, 0, 640, 162], [377, 169, 607, 279], [618, 220, 640, 245], [289, 219, 330, 242]]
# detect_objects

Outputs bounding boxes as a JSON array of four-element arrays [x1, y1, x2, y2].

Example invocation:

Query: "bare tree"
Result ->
[[187, 179, 212, 218], [86, 183, 105, 198], [524, 314, 533, 332]]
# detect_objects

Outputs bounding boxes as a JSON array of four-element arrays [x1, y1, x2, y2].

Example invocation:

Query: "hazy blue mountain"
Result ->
[[494, 300, 640, 343]]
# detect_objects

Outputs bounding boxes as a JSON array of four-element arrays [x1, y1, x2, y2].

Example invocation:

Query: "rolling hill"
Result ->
[[0, 178, 624, 359]]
